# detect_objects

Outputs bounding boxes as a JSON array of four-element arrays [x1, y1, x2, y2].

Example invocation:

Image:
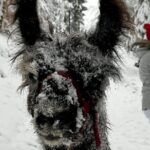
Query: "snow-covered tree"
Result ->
[[1, 0, 87, 33], [123, 0, 150, 48], [125, 0, 150, 39], [64, 0, 87, 33], [0, 0, 5, 30], [38, 0, 68, 33], [0, 0, 17, 32], [134, 0, 150, 39]]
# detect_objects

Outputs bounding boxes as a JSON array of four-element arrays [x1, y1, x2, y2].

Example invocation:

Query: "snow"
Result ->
[[1, 1, 150, 149], [76, 107, 85, 129], [0, 34, 41, 150], [83, 0, 99, 31], [8, 5, 17, 14], [0, 0, 3, 17], [1, 33, 150, 150], [107, 51, 150, 150]]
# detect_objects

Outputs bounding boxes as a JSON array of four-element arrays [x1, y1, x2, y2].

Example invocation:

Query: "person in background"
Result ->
[[132, 23, 150, 111]]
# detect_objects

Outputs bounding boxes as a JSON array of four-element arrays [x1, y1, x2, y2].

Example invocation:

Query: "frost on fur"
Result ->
[[12, 0, 131, 150]]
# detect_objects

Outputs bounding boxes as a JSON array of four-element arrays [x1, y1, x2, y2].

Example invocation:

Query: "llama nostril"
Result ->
[[48, 117, 55, 125], [36, 114, 54, 125], [36, 114, 47, 125]]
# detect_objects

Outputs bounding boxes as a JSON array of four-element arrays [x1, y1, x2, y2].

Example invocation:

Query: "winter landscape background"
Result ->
[[1, 0, 150, 150]]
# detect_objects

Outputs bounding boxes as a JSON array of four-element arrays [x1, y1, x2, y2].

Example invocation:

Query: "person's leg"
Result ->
[[143, 110, 150, 122], [139, 52, 150, 110]]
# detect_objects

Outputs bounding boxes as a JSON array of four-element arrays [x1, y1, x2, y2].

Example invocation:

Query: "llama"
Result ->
[[12, 0, 131, 149]]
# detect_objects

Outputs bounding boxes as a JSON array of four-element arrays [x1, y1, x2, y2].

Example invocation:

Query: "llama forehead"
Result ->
[[19, 38, 104, 88], [25, 34, 99, 71]]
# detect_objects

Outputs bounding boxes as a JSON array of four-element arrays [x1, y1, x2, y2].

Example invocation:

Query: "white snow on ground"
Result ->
[[0, 34, 41, 150], [0, 34, 150, 150], [107, 50, 150, 150], [1, 1, 150, 148]]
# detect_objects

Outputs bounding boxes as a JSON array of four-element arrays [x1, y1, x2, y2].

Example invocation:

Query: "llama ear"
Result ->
[[15, 0, 41, 45], [88, 0, 131, 59]]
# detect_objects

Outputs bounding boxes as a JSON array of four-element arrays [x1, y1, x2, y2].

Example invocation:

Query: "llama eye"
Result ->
[[28, 73, 37, 82]]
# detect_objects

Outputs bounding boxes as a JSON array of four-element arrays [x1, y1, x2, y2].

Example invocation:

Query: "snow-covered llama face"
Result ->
[[13, 0, 131, 149], [16, 44, 87, 148], [33, 73, 80, 147]]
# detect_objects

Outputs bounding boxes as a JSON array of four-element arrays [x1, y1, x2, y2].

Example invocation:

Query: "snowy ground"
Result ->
[[0, 34, 41, 150], [0, 34, 150, 150], [107, 51, 150, 150]]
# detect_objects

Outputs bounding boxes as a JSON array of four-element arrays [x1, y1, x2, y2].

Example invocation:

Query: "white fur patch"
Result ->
[[51, 72, 78, 105], [76, 107, 85, 129]]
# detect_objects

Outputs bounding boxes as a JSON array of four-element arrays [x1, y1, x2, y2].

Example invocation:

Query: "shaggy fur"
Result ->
[[12, 0, 131, 150]]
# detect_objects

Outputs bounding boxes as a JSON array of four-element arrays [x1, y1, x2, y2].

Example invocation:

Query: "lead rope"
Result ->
[[93, 112, 101, 147]]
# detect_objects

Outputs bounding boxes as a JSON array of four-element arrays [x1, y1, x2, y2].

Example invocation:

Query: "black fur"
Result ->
[[16, 0, 41, 45], [89, 0, 131, 58], [13, 0, 131, 150]]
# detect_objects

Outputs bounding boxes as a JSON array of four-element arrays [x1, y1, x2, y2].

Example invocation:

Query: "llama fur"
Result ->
[[12, 0, 131, 149]]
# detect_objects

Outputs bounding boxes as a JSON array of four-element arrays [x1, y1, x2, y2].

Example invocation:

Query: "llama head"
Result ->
[[13, 0, 132, 149], [15, 35, 100, 148]]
